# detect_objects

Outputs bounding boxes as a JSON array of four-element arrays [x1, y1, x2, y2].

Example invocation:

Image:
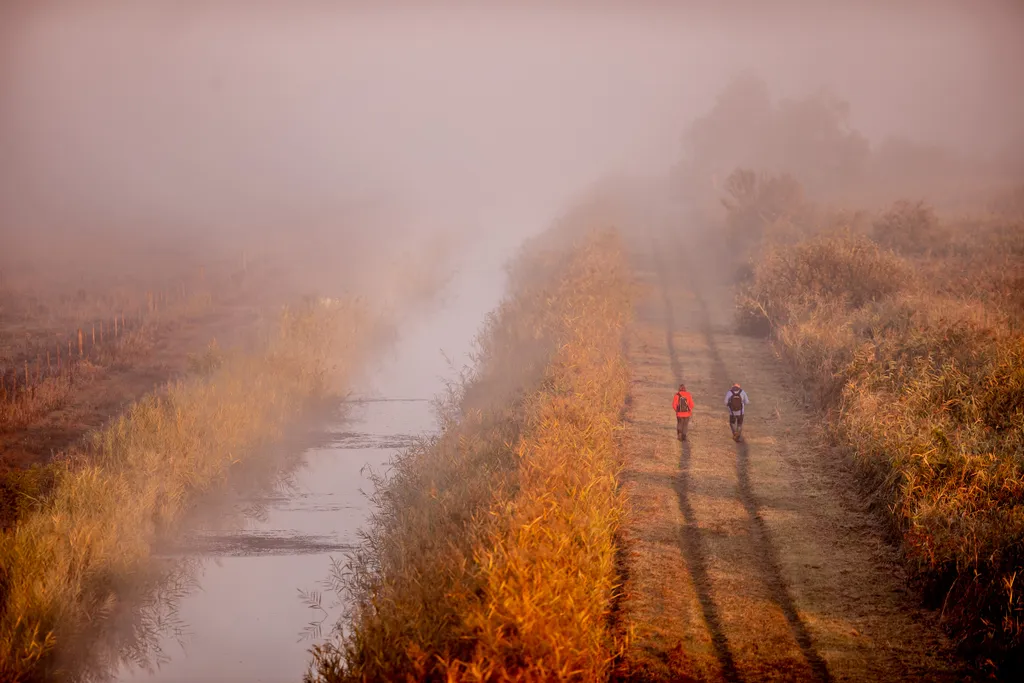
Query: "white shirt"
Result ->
[[724, 388, 749, 416]]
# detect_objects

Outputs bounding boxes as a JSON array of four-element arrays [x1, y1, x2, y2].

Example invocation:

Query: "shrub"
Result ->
[[185, 338, 224, 377], [989, 184, 1024, 220], [739, 232, 910, 330], [721, 169, 806, 246], [872, 199, 947, 255]]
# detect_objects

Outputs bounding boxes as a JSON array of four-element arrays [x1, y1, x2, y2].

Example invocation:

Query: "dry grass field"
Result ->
[[732, 175, 1024, 676]]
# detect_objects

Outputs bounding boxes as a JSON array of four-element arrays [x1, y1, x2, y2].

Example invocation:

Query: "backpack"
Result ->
[[728, 389, 743, 412], [677, 393, 690, 413]]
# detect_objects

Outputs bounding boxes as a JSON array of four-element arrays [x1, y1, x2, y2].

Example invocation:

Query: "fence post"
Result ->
[[92, 324, 96, 348], [78, 329, 84, 358]]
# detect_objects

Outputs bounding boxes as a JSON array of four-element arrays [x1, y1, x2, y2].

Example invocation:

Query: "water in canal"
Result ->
[[113, 229, 525, 683]]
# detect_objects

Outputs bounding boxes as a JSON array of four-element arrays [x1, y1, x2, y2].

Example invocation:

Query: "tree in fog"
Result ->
[[773, 88, 869, 189], [682, 72, 775, 189], [676, 73, 869, 199]]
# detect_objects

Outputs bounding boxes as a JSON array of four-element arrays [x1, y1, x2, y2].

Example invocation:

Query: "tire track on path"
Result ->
[[659, 226, 831, 683], [616, 201, 962, 682], [650, 235, 740, 683]]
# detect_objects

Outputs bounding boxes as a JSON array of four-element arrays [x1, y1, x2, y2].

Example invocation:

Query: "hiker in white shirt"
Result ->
[[724, 383, 750, 442]]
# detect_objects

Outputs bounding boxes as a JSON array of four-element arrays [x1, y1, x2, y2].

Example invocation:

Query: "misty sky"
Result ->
[[1, 1, 1022, 240]]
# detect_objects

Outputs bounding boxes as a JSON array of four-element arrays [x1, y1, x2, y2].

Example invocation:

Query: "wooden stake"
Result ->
[[78, 329, 84, 357], [92, 324, 96, 347], [114, 315, 119, 337], [24, 360, 29, 386]]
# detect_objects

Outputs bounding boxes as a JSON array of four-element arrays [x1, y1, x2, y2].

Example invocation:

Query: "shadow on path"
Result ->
[[668, 226, 832, 683], [651, 235, 741, 683]]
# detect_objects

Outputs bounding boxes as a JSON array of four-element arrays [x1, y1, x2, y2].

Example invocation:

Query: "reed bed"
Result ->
[[307, 224, 632, 682]]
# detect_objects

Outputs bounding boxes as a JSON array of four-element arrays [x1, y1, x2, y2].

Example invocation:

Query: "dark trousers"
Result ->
[[729, 413, 744, 437], [676, 415, 690, 440]]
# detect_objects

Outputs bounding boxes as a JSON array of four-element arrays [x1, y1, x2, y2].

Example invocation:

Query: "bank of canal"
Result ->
[[114, 230, 520, 683]]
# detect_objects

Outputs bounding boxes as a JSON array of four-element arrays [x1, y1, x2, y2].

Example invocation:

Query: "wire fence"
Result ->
[[0, 281, 213, 420]]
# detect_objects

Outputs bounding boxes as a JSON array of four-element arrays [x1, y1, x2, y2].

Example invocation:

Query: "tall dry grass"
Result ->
[[306, 225, 632, 682], [0, 297, 378, 683], [735, 188, 1024, 674]]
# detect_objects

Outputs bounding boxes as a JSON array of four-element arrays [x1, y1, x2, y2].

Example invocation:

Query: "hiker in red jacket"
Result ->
[[673, 383, 694, 441]]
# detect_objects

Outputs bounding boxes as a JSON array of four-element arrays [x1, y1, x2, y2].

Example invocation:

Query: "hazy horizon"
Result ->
[[2, 1, 1021, 269]]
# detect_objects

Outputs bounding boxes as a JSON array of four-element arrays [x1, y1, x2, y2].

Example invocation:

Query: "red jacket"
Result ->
[[673, 390, 694, 417]]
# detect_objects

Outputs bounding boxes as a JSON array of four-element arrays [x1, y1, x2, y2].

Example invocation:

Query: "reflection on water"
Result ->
[[97, 230, 513, 682], [183, 531, 358, 557], [109, 411, 426, 683], [74, 557, 198, 683], [111, 560, 198, 679]]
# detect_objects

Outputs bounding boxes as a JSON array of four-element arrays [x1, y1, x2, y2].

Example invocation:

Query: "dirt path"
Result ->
[[615, 218, 967, 682]]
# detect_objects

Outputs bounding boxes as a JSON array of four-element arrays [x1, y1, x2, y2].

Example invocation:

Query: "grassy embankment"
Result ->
[[0, 257, 228, 434], [307, 218, 632, 681], [0, 260, 245, 528], [0, 295, 380, 683], [731, 175, 1024, 674]]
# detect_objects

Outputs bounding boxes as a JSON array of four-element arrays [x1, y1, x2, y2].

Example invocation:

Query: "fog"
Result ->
[[3, 3, 1024, 680], [1, 0, 1022, 296]]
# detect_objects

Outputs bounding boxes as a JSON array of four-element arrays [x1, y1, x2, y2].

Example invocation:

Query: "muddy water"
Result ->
[[114, 230, 527, 683]]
